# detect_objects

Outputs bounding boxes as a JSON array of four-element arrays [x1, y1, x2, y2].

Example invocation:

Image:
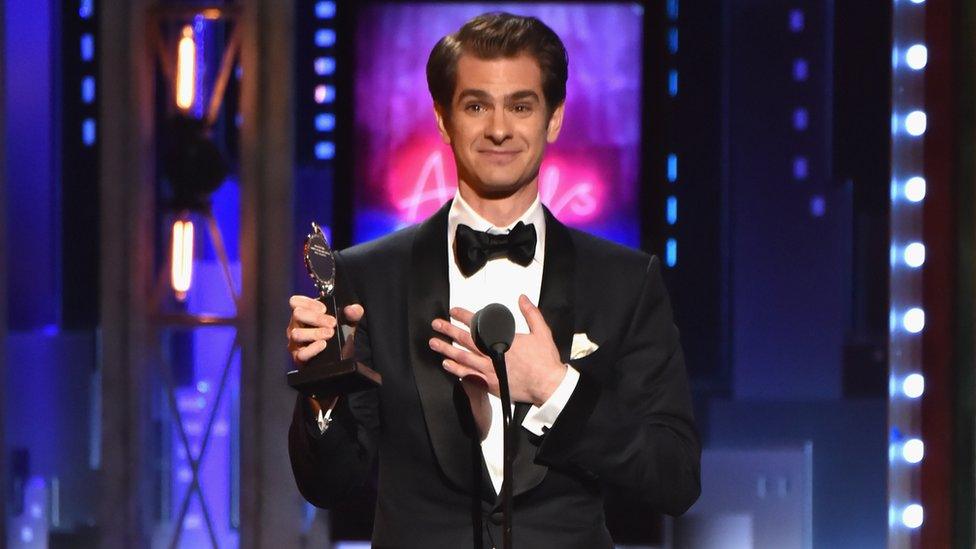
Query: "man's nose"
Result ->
[[484, 107, 512, 144]]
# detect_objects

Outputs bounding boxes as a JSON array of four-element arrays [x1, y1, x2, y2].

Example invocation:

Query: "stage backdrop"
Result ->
[[352, 2, 644, 246]]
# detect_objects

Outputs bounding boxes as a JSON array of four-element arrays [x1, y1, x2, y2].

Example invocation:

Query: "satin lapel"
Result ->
[[408, 201, 488, 498], [511, 207, 575, 498]]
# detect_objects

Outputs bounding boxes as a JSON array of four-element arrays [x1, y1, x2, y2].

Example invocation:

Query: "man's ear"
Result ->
[[546, 101, 566, 143], [434, 103, 452, 144]]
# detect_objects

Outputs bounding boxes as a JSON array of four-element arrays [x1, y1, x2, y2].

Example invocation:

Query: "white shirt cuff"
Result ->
[[521, 365, 580, 436], [316, 405, 335, 435]]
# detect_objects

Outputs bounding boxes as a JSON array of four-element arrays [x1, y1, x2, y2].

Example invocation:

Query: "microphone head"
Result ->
[[472, 303, 516, 356]]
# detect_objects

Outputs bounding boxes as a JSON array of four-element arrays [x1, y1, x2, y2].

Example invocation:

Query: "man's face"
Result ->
[[434, 53, 565, 198]]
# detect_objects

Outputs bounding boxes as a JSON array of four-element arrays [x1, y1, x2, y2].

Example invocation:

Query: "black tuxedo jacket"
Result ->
[[289, 202, 700, 548]]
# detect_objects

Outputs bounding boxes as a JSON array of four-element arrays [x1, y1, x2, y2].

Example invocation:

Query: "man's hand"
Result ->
[[287, 296, 364, 364], [429, 294, 567, 407], [287, 295, 365, 413]]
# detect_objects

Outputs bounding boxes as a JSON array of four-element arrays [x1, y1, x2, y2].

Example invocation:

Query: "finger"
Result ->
[[293, 307, 337, 328], [294, 339, 327, 362], [289, 295, 326, 313], [519, 294, 550, 335], [449, 307, 475, 328], [290, 326, 335, 344], [441, 358, 480, 381], [431, 318, 479, 353], [460, 372, 489, 391], [429, 337, 489, 370], [343, 304, 365, 324]]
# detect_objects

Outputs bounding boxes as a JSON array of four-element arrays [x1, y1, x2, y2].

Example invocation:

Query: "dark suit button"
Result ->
[[489, 510, 504, 525]]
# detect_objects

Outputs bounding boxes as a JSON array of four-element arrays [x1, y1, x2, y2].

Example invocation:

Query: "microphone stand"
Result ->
[[489, 344, 514, 549]]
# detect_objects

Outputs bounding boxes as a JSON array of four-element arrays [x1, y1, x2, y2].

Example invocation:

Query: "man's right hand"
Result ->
[[287, 295, 365, 366], [287, 296, 365, 417]]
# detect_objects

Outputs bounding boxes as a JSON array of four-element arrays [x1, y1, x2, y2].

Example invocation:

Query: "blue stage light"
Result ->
[[81, 76, 95, 104], [789, 9, 804, 33], [667, 153, 677, 182], [793, 107, 808, 131], [315, 1, 337, 19], [903, 242, 925, 268], [668, 70, 678, 97], [902, 439, 924, 463], [314, 85, 336, 104], [666, 196, 677, 225], [82, 118, 96, 146], [666, 238, 677, 267], [79, 0, 93, 19], [315, 113, 336, 132], [793, 156, 808, 180], [315, 29, 337, 48], [901, 504, 923, 528], [904, 110, 927, 136], [314, 56, 336, 76], [902, 308, 925, 333], [904, 176, 926, 202], [793, 58, 809, 81], [902, 373, 925, 398], [810, 195, 825, 217], [666, 0, 678, 20], [905, 44, 927, 70], [315, 141, 336, 160], [81, 33, 94, 61]]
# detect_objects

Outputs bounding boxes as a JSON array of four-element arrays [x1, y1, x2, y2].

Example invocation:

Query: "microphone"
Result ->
[[471, 303, 516, 549], [471, 303, 515, 358]]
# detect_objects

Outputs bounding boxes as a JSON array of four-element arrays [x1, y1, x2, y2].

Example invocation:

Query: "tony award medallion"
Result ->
[[287, 222, 382, 396]]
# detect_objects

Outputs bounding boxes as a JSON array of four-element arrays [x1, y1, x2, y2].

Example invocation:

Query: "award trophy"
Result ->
[[287, 222, 382, 396]]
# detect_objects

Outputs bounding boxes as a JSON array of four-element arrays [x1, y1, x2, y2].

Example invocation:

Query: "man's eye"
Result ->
[[464, 103, 485, 113], [511, 104, 532, 114]]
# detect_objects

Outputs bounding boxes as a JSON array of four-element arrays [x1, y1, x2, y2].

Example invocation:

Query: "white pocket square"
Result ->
[[571, 333, 599, 360]]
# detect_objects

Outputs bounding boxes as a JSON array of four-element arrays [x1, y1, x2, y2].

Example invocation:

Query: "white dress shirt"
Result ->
[[447, 192, 580, 494]]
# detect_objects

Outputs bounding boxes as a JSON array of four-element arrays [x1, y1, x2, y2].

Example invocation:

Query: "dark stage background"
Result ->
[[2, 0, 973, 548]]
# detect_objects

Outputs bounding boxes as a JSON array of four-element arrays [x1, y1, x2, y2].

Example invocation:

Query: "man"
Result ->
[[287, 13, 700, 548]]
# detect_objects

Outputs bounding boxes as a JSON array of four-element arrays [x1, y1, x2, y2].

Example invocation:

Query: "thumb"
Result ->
[[343, 304, 365, 325], [519, 294, 549, 335]]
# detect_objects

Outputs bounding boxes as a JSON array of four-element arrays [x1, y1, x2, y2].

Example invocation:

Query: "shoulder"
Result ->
[[335, 224, 418, 269], [566, 226, 658, 275]]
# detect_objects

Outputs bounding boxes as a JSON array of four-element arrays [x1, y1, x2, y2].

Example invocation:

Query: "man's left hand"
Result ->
[[429, 294, 567, 407]]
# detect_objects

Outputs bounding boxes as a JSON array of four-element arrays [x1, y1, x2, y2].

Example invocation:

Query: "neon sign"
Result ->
[[388, 138, 605, 226]]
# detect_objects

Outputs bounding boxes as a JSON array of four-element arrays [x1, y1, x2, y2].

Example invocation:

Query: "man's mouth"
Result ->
[[478, 150, 521, 163]]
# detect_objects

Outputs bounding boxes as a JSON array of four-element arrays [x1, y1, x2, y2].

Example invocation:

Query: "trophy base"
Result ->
[[287, 358, 382, 396]]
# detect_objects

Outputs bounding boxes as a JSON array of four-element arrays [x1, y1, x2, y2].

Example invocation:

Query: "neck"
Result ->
[[457, 181, 539, 227]]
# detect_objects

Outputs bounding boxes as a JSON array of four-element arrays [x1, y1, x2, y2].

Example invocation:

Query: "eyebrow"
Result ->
[[456, 89, 541, 103]]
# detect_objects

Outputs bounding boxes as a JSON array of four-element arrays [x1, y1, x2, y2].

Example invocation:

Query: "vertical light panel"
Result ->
[[313, 2, 336, 161], [665, 1, 679, 267], [889, 0, 926, 546]]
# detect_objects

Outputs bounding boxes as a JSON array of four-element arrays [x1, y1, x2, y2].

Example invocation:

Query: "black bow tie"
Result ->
[[454, 221, 537, 277]]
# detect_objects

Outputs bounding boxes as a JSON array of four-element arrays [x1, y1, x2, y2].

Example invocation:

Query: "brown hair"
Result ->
[[426, 12, 569, 116]]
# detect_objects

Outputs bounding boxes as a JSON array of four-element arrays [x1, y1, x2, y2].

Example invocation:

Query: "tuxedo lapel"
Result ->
[[407, 201, 494, 500], [510, 207, 576, 499]]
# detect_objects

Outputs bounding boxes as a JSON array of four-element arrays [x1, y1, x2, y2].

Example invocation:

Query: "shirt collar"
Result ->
[[447, 190, 546, 265]]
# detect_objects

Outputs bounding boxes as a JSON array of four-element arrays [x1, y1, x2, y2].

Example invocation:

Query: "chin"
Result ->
[[469, 178, 529, 198]]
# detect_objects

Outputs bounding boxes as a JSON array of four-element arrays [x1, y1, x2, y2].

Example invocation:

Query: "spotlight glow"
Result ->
[[171, 219, 194, 299], [176, 26, 196, 111], [904, 177, 927, 202], [903, 439, 924, 463], [905, 44, 928, 70], [903, 242, 925, 267], [909, 0, 925, 4], [902, 504, 924, 528], [903, 373, 925, 398], [903, 308, 925, 333], [905, 111, 927, 136]]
